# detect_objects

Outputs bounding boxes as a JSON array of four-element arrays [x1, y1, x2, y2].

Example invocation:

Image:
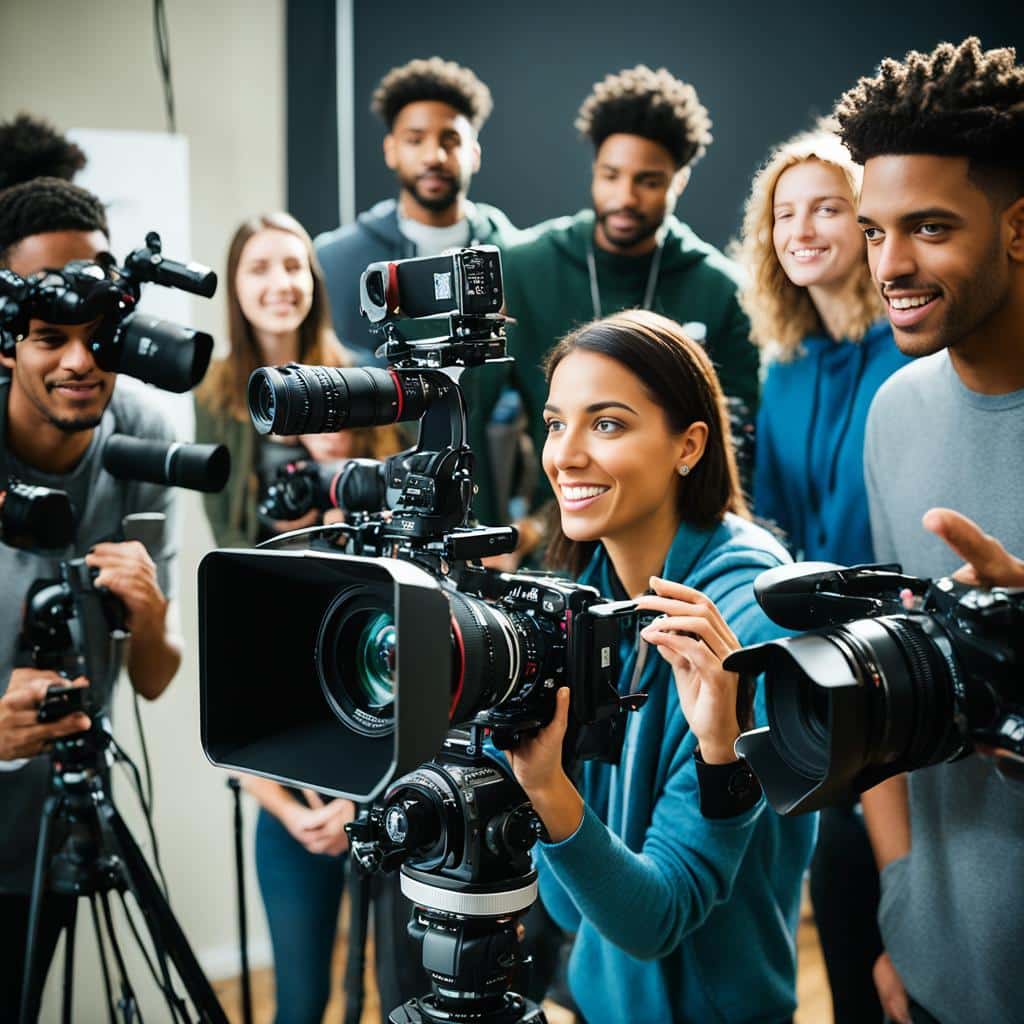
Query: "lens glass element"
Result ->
[[317, 587, 397, 736], [356, 612, 396, 708]]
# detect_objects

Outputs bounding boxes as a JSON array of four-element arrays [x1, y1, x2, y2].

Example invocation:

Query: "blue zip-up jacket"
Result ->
[[537, 515, 817, 1024], [754, 321, 911, 564]]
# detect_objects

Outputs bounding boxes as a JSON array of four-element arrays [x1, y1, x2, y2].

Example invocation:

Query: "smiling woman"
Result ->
[[504, 310, 817, 1024], [736, 126, 911, 1024]]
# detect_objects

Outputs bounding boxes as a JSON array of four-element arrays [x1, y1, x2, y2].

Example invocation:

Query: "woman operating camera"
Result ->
[[508, 310, 816, 1023]]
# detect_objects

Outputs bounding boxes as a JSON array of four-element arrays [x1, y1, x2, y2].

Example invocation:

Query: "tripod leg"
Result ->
[[62, 902, 78, 1024], [342, 861, 372, 1024], [89, 895, 119, 1024], [20, 793, 61, 1024], [97, 801, 229, 1024], [117, 890, 188, 1024], [99, 891, 142, 1023]]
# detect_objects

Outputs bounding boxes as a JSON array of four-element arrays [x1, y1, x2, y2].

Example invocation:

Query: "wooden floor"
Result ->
[[212, 898, 832, 1023]]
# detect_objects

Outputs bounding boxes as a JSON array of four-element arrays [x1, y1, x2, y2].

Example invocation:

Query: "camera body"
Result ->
[[726, 562, 1024, 814]]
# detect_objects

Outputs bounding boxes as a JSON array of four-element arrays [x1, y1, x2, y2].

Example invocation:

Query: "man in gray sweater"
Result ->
[[834, 37, 1024, 1024]]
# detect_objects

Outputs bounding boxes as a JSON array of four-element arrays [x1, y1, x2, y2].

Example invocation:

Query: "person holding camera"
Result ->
[[196, 210, 408, 1023], [0, 177, 181, 1019], [500, 66, 760, 540], [831, 38, 1024, 1024], [506, 310, 816, 1024], [733, 124, 910, 1023]]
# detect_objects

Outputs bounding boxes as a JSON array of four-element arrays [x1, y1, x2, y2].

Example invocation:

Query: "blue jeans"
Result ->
[[255, 806, 348, 1024]]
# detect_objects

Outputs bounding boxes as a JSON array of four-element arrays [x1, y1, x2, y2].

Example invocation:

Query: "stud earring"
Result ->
[[678, 464, 690, 477]]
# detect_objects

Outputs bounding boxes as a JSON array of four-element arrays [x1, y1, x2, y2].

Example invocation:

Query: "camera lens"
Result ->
[[317, 587, 398, 736], [316, 584, 551, 738], [754, 615, 962, 810], [248, 364, 427, 436], [356, 611, 396, 708]]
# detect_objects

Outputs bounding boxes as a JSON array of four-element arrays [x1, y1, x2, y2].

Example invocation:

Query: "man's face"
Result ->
[[858, 155, 1012, 357], [591, 134, 683, 255], [1, 229, 115, 432], [383, 100, 480, 213]]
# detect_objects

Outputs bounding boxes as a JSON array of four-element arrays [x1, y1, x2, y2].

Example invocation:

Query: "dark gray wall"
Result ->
[[342, 2, 1021, 250]]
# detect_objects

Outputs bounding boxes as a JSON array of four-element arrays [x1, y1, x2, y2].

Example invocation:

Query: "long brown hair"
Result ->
[[199, 212, 344, 420], [197, 212, 400, 459], [544, 310, 749, 577]]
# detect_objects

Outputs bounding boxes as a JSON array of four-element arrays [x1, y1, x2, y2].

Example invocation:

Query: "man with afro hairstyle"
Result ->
[[500, 64, 759, 543], [316, 57, 516, 358], [0, 176, 181, 1020], [837, 37, 1024, 1024]]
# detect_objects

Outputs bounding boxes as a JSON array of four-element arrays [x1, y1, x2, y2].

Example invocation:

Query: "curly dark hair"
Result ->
[[0, 113, 87, 191], [0, 177, 109, 266], [835, 37, 1024, 195], [371, 57, 493, 132], [576, 65, 712, 169]]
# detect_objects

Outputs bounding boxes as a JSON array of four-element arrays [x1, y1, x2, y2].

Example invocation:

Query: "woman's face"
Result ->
[[234, 228, 314, 343], [543, 349, 688, 548], [772, 159, 865, 292]]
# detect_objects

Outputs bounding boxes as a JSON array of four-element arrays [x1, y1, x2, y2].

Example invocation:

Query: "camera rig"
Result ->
[[200, 246, 657, 1023]]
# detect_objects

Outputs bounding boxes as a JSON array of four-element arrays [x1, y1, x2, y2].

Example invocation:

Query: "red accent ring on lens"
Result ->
[[388, 369, 404, 422], [329, 470, 342, 508], [449, 615, 466, 722], [386, 262, 400, 311]]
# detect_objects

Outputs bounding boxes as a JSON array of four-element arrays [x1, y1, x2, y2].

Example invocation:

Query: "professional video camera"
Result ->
[[199, 246, 651, 1024], [724, 562, 1024, 816], [0, 230, 215, 393]]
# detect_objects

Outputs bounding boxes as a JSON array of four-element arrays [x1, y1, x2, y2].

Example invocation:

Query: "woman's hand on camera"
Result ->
[[507, 687, 584, 842], [0, 671, 91, 760], [638, 577, 742, 765], [282, 791, 357, 857]]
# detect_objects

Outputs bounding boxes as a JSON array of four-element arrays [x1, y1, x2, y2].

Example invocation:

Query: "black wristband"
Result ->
[[695, 749, 762, 819]]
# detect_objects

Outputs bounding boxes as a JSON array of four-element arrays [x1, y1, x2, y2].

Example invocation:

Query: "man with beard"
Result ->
[[316, 57, 523, 531], [316, 56, 516, 357], [0, 177, 181, 1020], [501, 64, 759, 530], [835, 38, 1024, 1024]]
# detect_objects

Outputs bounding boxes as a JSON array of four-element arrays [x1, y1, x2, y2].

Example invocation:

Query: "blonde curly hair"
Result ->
[[733, 124, 883, 360]]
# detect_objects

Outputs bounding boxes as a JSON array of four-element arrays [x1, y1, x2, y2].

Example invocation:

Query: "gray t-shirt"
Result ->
[[0, 377, 178, 892], [864, 351, 1024, 1024]]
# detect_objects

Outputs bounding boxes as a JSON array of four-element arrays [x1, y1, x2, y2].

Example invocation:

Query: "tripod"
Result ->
[[19, 726, 228, 1024], [388, 866, 547, 1024]]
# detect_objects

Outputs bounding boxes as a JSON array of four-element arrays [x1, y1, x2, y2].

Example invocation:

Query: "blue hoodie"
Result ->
[[536, 515, 817, 1024], [754, 321, 911, 565]]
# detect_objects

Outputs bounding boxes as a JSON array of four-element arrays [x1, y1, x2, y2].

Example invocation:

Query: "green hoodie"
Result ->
[[500, 209, 759, 505]]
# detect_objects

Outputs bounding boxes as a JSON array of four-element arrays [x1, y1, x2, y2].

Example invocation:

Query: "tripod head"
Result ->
[[347, 729, 546, 1022]]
